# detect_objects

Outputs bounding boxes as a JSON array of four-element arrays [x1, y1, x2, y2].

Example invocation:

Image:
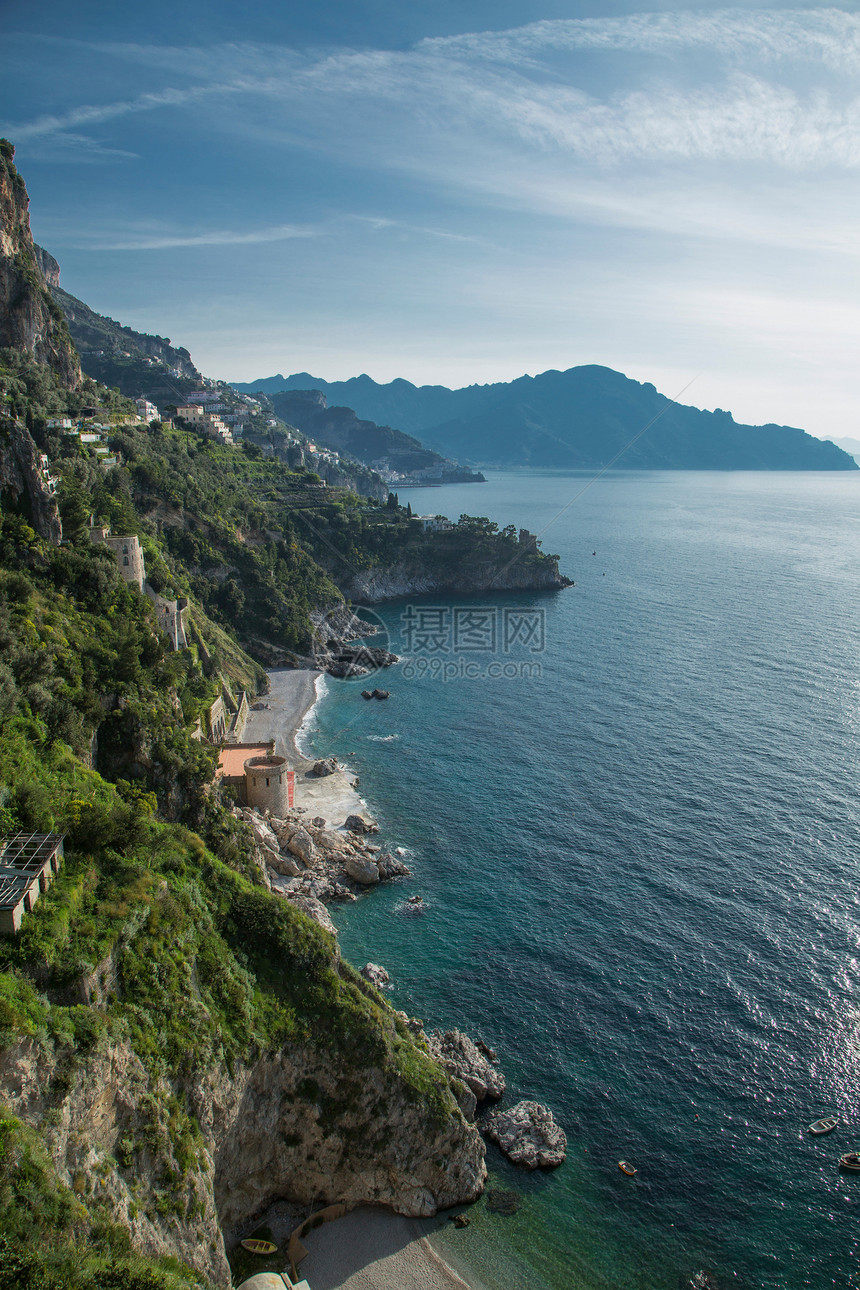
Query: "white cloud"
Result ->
[[73, 223, 323, 251], [12, 10, 860, 173], [421, 9, 860, 73]]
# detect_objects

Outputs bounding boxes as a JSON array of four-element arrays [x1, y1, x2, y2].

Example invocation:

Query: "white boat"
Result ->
[[808, 1117, 838, 1135]]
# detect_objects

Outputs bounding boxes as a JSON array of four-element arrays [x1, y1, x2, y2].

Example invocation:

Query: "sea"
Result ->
[[302, 469, 860, 1290]]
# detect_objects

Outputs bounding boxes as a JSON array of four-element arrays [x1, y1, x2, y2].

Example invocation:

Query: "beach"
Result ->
[[241, 667, 368, 826], [297, 1208, 474, 1290]]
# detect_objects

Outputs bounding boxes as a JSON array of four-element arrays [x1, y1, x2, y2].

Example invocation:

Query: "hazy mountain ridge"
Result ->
[[235, 367, 857, 471], [269, 388, 484, 484]]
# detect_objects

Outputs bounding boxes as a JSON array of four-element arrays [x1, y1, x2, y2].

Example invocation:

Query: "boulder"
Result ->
[[283, 892, 338, 937], [315, 829, 347, 852], [376, 852, 411, 879], [311, 758, 339, 777], [427, 1030, 505, 1102], [311, 816, 327, 828], [482, 1101, 567, 1170], [247, 814, 280, 852], [345, 813, 378, 835], [270, 818, 299, 847], [266, 849, 302, 878], [345, 855, 380, 886], [360, 963, 390, 989], [287, 826, 318, 867]]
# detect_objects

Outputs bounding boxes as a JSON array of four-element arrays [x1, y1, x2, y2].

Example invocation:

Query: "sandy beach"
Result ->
[[297, 1208, 475, 1290], [241, 668, 367, 827]]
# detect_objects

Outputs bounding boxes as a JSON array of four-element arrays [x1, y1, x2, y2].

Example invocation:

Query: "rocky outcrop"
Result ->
[[209, 1042, 485, 1232], [360, 963, 390, 989], [0, 416, 63, 542], [0, 977, 486, 1290], [309, 605, 398, 678], [345, 855, 379, 886], [339, 558, 572, 603], [427, 1030, 506, 1104], [482, 1101, 567, 1169], [311, 757, 338, 778], [0, 142, 79, 387], [33, 242, 60, 288], [344, 813, 377, 835], [234, 807, 410, 911]]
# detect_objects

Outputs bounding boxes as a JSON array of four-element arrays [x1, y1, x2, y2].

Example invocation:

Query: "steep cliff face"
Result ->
[[340, 556, 572, 603], [0, 967, 485, 1289], [52, 285, 202, 394], [0, 141, 80, 387], [0, 414, 62, 542], [33, 243, 60, 289]]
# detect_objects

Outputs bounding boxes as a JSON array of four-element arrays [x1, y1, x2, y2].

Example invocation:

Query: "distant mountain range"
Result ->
[[233, 368, 856, 472], [270, 389, 483, 485], [827, 437, 860, 465]]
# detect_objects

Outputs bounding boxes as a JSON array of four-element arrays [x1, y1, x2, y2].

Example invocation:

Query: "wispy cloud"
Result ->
[[10, 11, 860, 173], [420, 9, 860, 73], [1, 83, 245, 141], [78, 223, 324, 251]]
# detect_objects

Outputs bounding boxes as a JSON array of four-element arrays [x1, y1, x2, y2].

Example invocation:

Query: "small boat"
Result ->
[[839, 1153, 860, 1172], [240, 1238, 278, 1255], [808, 1117, 838, 1135], [618, 1160, 637, 1176]]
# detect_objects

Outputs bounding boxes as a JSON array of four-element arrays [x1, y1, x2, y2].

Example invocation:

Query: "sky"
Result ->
[[2, 0, 860, 439]]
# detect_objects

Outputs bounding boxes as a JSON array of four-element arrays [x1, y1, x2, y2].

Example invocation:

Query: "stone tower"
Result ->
[[244, 755, 290, 815]]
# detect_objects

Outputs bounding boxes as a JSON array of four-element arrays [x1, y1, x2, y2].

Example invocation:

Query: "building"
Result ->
[[145, 586, 190, 650], [417, 515, 454, 532], [88, 523, 146, 590], [244, 754, 293, 814], [38, 453, 59, 495], [135, 398, 160, 423], [206, 680, 251, 743], [46, 417, 73, 430], [0, 834, 64, 935], [176, 404, 206, 424]]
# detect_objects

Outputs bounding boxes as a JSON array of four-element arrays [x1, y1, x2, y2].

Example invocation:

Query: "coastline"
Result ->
[[238, 667, 484, 1290]]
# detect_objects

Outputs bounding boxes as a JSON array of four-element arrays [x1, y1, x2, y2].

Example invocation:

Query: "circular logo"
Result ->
[[311, 605, 394, 683]]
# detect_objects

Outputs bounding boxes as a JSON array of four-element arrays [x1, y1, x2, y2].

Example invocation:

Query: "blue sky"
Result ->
[[3, 1, 860, 438]]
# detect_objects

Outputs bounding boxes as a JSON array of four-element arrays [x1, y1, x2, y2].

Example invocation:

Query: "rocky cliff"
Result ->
[[0, 861, 485, 1290], [0, 414, 62, 542], [0, 140, 79, 387], [0, 1010, 484, 1288], [340, 560, 570, 602], [51, 285, 202, 396]]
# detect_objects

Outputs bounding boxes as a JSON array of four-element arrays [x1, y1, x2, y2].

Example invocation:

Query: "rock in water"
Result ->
[[376, 852, 411, 879], [345, 855, 380, 886], [345, 813, 378, 834], [360, 963, 390, 988], [482, 1101, 567, 1170], [486, 1189, 522, 1216], [427, 1030, 506, 1102]]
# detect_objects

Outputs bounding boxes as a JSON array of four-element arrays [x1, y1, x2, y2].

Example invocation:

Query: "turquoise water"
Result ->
[[306, 471, 860, 1290]]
